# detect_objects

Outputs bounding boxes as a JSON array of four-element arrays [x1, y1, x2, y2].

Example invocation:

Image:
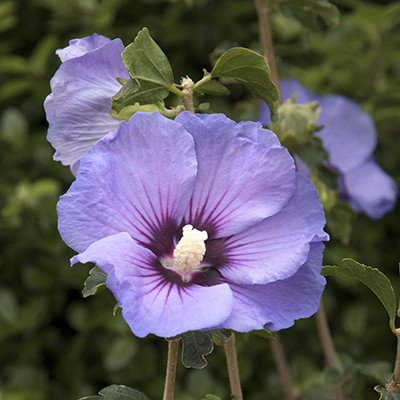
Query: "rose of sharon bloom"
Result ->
[[44, 34, 129, 174], [58, 111, 328, 338], [259, 79, 398, 219]]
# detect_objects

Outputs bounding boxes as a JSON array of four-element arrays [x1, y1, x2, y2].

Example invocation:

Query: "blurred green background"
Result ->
[[0, 0, 399, 399]]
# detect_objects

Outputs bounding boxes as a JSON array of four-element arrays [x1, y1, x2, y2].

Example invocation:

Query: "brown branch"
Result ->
[[270, 334, 298, 400], [162, 340, 180, 400], [254, 0, 281, 102], [223, 332, 243, 400], [315, 302, 347, 400]]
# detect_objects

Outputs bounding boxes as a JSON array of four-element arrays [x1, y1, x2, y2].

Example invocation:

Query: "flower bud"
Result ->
[[269, 96, 321, 148]]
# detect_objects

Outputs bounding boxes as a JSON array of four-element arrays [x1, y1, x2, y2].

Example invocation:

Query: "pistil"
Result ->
[[172, 224, 208, 281]]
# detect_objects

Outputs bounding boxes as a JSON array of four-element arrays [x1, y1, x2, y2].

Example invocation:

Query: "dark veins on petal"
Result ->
[[138, 205, 234, 288], [137, 215, 180, 259], [184, 198, 219, 239], [190, 237, 232, 286], [202, 237, 231, 270], [145, 232, 230, 289]]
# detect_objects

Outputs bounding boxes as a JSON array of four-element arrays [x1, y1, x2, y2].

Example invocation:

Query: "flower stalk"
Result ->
[[270, 334, 297, 400], [315, 303, 347, 400], [162, 339, 180, 400], [223, 332, 243, 400], [254, 0, 281, 100]]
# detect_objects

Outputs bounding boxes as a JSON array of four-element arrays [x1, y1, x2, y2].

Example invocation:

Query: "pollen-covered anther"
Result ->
[[173, 224, 208, 272]]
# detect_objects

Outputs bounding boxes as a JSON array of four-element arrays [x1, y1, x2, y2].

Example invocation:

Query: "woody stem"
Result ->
[[223, 332, 244, 400], [162, 339, 180, 400]]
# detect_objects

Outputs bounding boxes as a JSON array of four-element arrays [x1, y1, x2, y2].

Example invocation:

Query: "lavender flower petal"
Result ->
[[73, 232, 233, 338], [58, 112, 197, 254], [175, 112, 296, 238], [341, 157, 398, 219], [220, 242, 326, 332], [44, 34, 129, 167], [216, 173, 327, 285], [56, 33, 112, 62], [317, 94, 376, 172]]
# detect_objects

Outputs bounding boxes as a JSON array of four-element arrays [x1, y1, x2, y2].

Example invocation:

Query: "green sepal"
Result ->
[[210, 47, 279, 121], [112, 28, 175, 112], [82, 266, 107, 298], [111, 101, 174, 122], [322, 259, 397, 333], [112, 303, 120, 316], [375, 385, 400, 399], [251, 329, 277, 340], [278, 0, 340, 30], [79, 384, 150, 400], [117, 77, 128, 86]]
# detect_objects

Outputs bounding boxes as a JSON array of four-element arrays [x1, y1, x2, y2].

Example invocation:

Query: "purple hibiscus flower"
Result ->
[[58, 111, 328, 338], [259, 79, 398, 219], [44, 33, 129, 174]]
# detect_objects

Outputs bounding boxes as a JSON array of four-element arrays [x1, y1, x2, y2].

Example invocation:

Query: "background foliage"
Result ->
[[0, 0, 399, 399]]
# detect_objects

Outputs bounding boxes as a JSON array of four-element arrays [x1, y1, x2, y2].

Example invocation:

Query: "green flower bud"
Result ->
[[269, 96, 321, 148]]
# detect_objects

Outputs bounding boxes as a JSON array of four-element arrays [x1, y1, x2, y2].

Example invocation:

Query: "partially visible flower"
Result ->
[[44, 34, 129, 174], [259, 79, 398, 219], [58, 111, 327, 338]]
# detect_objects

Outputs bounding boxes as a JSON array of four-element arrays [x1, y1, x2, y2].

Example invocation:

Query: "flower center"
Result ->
[[173, 224, 208, 273]]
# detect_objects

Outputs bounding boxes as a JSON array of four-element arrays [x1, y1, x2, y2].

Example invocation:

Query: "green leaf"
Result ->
[[82, 266, 107, 298], [80, 385, 150, 400], [201, 395, 223, 400], [210, 47, 279, 121], [209, 329, 232, 344], [279, 0, 340, 30], [194, 72, 231, 96], [180, 331, 214, 368], [123, 27, 174, 86], [175, 330, 232, 368], [170, 331, 214, 369], [322, 259, 397, 333], [111, 79, 140, 114], [112, 27, 174, 111], [375, 385, 400, 400]]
